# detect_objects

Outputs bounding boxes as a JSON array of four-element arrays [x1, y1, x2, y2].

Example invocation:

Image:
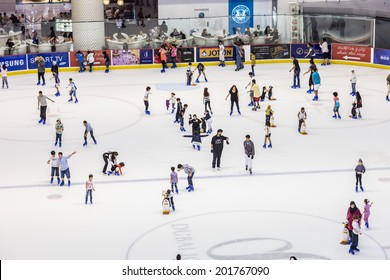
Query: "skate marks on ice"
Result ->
[[1, 166, 390, 190], [126, 210, 388, 260]]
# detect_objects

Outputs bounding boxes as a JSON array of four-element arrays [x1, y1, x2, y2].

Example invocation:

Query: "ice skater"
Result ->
[[83, 120, 97, 146], [363, 199, 373, 228], [297, 107, 307, 134], [186, 62, 194, 86], [158, 45, 167, 73], [355, 158, 366, 192], [87, 51, 94, 72], [85, 174, 95, 204], [346, 201, 362, 245], [303, 58, 316, 94], [179, 104, 188, 132], [166, 92, 176, 114], [320, 38, 330, 66], [54, 118, 64, 147], [102, 151, 118, 174], [250, 51, 256, 76], [263, 121, 272, 148], [75, 50, 86, 72], [67, 78, 78, 103], [289, 55, 301, 89], [225, 85, 241, 115], [243, 134, 255, 175], [350, 70, 357, 96], [312, 67, 320, 101], [108, 162, 125, 176], [195, 63, 208, 83], [218, 41, 225, 67], [203, 87, 213, 114], [175, 98, 182, 123], [144, 86, 152, 115], [183, 129, 208, 151], [211, 129, 230, 171], [355, 91, 363, 118], [251, 79, 261, 111], [103, 51, 110, 73], [162, 189, 175, 211], [234, 41, 244, 71], [332, 92, 341, 119], [58, 151, 76, 186], [349, 215, 362, 255], [202, 110, 213, 134], [37, 91, 54, 125], [35, 56, 46, 86], [245, 72, 254, 106], [386, 74, 390, 101], [47, 150, 60, 184], [170, 44, 177, 68], [170, 166, 179, 194], [177, 163, 195, 192], [2, 64, 9, 89], [50, 70, 60, 96], [304, 43, 316, 59], [188, 114, 201, 135]]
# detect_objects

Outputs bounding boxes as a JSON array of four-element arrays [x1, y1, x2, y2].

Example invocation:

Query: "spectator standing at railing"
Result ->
[[103, 51, 110, 73], [160, 21, 168, 33], [48, 26, 57, 52], [320, 38, 330, 66], [19, 14, 26, 38], [86, 51, 95, 72], [75, 51, 86, 73]]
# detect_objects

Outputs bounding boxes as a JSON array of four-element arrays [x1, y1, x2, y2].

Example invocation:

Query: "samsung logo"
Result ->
[[0, 59, 25, 67]]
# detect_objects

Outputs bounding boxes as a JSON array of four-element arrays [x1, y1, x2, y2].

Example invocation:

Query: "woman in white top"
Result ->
[[86, 51, 95, 72], [263, 121, 272, 149], [319, 38, 329, 66], [85, 174, 95, 204]]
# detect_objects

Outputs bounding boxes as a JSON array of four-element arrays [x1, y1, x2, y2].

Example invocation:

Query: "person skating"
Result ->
[[58, 151, 76, 186], [85, 174, 95, 204], [67, 78, 78, 103], [218, 41, 225, 67], [34, 56, 46, 86], [245, 72, 254, 106], [263, 121, 272, 148], [202, 110, 213, 134], [37, 91, 54, 125], [250, 51, 256, 76], [102, 151, 118, 174], [234, 41, 244, 71], [179, 104, 188, 132], [350, 70, 357, 96], [159, 45, 167, 73], [349, 215, 362, 255], [170, 166, 179, 194], [319, 38, 330, 66], [186, 62, 194, 86], [346, 201, 362, 245], [386, 74, 390, 101], [289, 55, 300, 89], [350, 101, 358, 119], [108, 162, 125, 176], [332, 92, 341, 119], [195, 63, 208, 83], [83, 120, 97, 146], [265, 104, 273, 123], [355, 158, 366, 192], [86, 51, 94, 72], [355, 91, 363, 118], [75, 50, 86, 73], [103, 51, 110, 73], [251, 79, 261, 111], [363, 199, 373, 229], [297, 107, 307, 134], [54, 118, 64, 147], [312, 67, 321, 101], [50, 70, 60, 97], [243, 134, 255, 175], [225, 85, 241, 115], [174, 98, 182, 123], [177, 164, 195, 192], [47, 150, 60, 184], [144, 86, 152, 115], [211, 129, 230, 171], [203, 87, 213, 114], [166, 92, 176, 114], [188, 114, 201, 135], [170, 44, 177, 69], [162, 189, 175, 211], [1, 64, 8, 89], [303, 58, 316, 94]]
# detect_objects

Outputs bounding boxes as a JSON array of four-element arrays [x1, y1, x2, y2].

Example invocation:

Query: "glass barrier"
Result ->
[[0, 14, 375, 56]]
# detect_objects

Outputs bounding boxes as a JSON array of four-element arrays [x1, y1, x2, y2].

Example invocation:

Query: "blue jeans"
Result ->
[[78, 61, 85, 72], [85, 189, 92, 203], [187, 171, 194, 186], [251, 65, 255, 74], [293, 69, 301, 86], [235, 55, 243, 69], [55, 133, 62, 145], [179, 116, 184, 127], [61, 168, 70, 179], [171, 56, 177, 68], [351, 83, 356, 93]]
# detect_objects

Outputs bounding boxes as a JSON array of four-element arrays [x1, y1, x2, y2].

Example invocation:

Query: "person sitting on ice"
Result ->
[[108, 162, 125, 176]]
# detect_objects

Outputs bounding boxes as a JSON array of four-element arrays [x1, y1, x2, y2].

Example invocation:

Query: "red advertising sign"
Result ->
[[331, 44, 371, 63], [69, 50, 111, 67]]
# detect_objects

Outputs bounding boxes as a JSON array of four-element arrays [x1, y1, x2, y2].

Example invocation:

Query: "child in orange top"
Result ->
[[108, 162, 125, 176], [159, 46, 167, 73]]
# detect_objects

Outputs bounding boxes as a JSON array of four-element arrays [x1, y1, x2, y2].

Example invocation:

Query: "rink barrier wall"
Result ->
[[1, 44, 390, 76]]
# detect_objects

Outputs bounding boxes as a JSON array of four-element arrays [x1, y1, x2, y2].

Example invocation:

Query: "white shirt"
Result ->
[[1, 67, 7, 77], [144, 91, 151, 101], [264, 126, 270, 135], [350, 73, 357, 83], [352, 221, 361, 235], [219, 44, 225, 57], [320, 41, 329, 53], [298, 111, 307, 120], [87, 53, 95, 63], [86, 180, 94, 190], [68, 82, 77, 91], [169, 96, 176, 104], [49, 156, 60, 168]]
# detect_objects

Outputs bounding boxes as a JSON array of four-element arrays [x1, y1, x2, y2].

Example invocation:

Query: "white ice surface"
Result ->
[[0, 62, 389, 260]]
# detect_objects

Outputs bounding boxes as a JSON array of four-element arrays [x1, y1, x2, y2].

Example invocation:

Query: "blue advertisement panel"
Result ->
[[228, 0, 254, 35], [27, 52, 69, 69], [140, 49, 153, 64], [0, 55, 27, 71], [291, 44, 332, 59], [373, 48, 390, 66]]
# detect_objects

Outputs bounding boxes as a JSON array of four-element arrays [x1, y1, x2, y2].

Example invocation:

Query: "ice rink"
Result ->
[[0, 61, 389, 260]]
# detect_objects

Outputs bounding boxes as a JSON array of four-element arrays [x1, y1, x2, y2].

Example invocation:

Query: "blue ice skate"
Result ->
[[60, 180, 64, 186], [68, 180, 71, 187], [145, 110, 151, 115], [263, 144, 266, 149], [83, 141, 87, 146], [268, 144, 272, 148], [50, 178, 53, 184], [195, 78, 199, 83], [197, 144, 201, 151], [57, 178, 60, 184], [349, 248, 355, 255], [205, 78, 208, 82], [365, 222, 369, 228], [42, 82, 46, 86]]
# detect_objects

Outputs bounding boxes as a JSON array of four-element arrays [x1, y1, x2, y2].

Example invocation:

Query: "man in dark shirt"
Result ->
[[211, 129, 229, 170], [289, 55, 301, 89], [188, 114, 201, 135]]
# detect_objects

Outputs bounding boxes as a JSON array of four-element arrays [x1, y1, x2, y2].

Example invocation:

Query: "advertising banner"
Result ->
[[373, 48, 390, 66], [251, 44, 290, 60], [154, 48, 195, 64], [0, 55, 27, 71], [69, 50, 111, 67], [331, 43, 371, 63], [196, 47, 234, 62], [228, 0, 254, 35], [27, 52, 69, 69], [290, 43, 332, 59], [140, 49, 153, 64], [112, 50, 140, 65]]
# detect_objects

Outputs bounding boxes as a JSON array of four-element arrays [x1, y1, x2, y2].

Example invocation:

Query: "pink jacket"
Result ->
[[346, 207, 362, 231]]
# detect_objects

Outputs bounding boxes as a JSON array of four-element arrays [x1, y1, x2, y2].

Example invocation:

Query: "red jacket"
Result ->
[[346, 207, 361, 231]]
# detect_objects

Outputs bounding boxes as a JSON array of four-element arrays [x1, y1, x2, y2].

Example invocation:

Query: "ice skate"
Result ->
[[55, 92, 60, 97], [75, 98, 79, 103], [365, 222, 369, 228], [50, 178, 53, 184], [38, 119, 43, 123], [268, 144, 272, 148], [205, 78, 208, 82], [263, 144, 266, 148], [42, 82, 46, 86], [192, 144, 195, 149], [37, 81, 40, 85], [249, 168, 252, 175], [245, 165, 248, 170], [60, 180, 64, 186], [68, 98, 73, 102], [68, 180, 71, 186], [57, 178, 60, 184], [197, 145, 201, 151], [83, 141, 87, 146], [360, 186, 364, 192], [145, 110, 151, 115], [355, 186, 358, 192], [387, 96, 390, 101], [349, 248, 355, 255], [160, 69, 165, 73], [195, 78, 199, 83]]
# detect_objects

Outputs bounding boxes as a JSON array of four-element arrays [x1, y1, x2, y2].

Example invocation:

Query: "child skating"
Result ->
[[332, 92, 341, 119], [363, 199, 373, 228], [349, 101, 357, 119], [355, 158, 366, 192], [195, 63, 208, 83], [47, 150, 60, 184], [85, 174, 95, 204], [218, 41, 225, 67], [162, 189, 175, 212], [186, 62, 194, 86], [202, 110, 213, 134], [144, 86, 151, 115], [166, 92, 176, 114], [355, 91, 363, 118], [312, 67, 320, 101], [349, 215, 362, 255], [243, 134, 255, 175], [54, 118, 64, 147], [50, 71, 61, 96], [245, 72, 254, 106], [386, 74, 390, 101], [67, 78, 78, 103], [251, 79, 260, 111], [158, 45, 167, 73], [302, 58, 316, 94], [263, 121, 272, 148], [107, 162, 125, 176], [58, 151, 76, 186], [170, 167, 179, 194], [179, 104, 188, 132], [298, 107, 307, 134]]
